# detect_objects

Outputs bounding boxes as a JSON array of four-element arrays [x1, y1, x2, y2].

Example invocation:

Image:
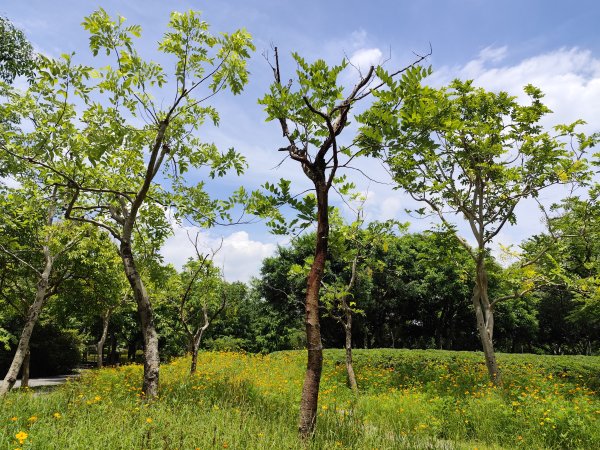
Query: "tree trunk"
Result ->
[[21, 348, 30, 389], [0, 253, 53, 395], [97, 310, 111, 369], [190, 341, 200, 374], [120, 241, 160, 398], [472, 257, 501, 386], [298, 183, 328, 439], [344, 321, 358, 392]]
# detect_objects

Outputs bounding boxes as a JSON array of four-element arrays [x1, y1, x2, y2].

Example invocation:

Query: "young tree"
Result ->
[[2, 9, 253, 398], [291, 206, 402, 391], [359, 76, 593, 384], [254, 48, 428, 437], [0, 184, 84, 395], [170, 238, 228, 374]]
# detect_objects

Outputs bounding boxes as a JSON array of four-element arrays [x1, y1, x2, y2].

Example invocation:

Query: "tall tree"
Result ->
[[254, 48, 428, 437], [359, 76, 593, 384], [2, 9, 253, 398]]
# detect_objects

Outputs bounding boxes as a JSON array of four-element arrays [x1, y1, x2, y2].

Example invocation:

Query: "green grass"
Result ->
[[1, 349, 599, 449]]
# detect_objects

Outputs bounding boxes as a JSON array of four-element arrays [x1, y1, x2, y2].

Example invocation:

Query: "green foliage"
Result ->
[[0, 16, 36, 83], [521, 188, 600, 353], [360, 75, 590, 253]]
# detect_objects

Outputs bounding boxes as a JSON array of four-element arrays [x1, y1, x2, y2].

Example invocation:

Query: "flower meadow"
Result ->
[[1, 349, 599, 449]]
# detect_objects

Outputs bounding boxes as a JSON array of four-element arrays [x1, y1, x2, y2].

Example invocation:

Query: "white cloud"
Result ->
[[437, 47, 600, 133], [478, 45, 508, 63], [349, 48, 383, 72], [161, 227, 276, 283]]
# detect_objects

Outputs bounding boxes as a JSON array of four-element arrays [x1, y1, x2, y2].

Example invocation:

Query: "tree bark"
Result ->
[[344, 321, 358, 392], [189, 324, 207, 375], [298, 182, 327, 439], [120, 241, 160, 398], [472, 256, 502, 386], [0, 251, 53, 395], [97, 309, 111, 369]]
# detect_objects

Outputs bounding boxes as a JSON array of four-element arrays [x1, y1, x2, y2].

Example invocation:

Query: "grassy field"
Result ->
[[1, 349, 599, 449]]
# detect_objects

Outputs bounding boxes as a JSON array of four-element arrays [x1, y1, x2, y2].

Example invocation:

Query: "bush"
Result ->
[[204, 336, 247, 352]]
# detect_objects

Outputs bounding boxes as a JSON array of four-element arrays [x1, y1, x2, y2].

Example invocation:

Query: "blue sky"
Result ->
[[3, 1, 600, 281]]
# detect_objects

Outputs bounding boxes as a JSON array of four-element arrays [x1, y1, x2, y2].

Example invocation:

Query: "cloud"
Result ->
[[349, 48, 384, 72], [161, 227, 276, 283], [436, 47, 600, 133], [478, 46, 508, 63]]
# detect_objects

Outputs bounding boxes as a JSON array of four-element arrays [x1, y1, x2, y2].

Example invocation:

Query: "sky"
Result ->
[[3, 0, 600, 281]]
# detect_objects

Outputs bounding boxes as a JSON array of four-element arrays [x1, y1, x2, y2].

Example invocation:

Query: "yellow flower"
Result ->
[[15, 431, 28, 444], [27, 416, 37, 422], [146, 417, 153, 423], [9, 416, 17, 421], [53, 412, 62, 419]]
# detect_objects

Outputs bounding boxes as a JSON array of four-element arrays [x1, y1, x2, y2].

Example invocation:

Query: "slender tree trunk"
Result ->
[[0, 252, 53, 395], [344, 320, 358, 391], [97, 310, 111, 369], [190, 341, 200, 374], [341, 255, 358, 392], [472, 257, 501, 386], [189, 326, 207, 375], [120, 241, 160, 398], [298, 183, 328, 439], [21, 348, 30, 388]]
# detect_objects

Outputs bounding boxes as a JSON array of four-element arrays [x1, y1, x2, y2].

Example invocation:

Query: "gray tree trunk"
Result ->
[[189, 323, 208, 375], [0, 251, 53, 395], [120, 241, 160, 398], [97, 310, 111, 369], [344, 320, 358, 392], [472, 257, 501, 385]]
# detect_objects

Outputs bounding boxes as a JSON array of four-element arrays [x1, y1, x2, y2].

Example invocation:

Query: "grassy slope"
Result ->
[[1, 349, 599, 449]]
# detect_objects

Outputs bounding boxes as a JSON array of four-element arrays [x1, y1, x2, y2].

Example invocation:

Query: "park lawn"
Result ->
[[1, 349, 599, 449]]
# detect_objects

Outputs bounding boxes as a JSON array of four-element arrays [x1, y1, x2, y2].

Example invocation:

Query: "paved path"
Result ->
[[12, 374, 80, 389]]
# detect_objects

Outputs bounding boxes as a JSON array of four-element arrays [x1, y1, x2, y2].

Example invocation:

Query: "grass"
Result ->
[[1, 349, 599, 449]]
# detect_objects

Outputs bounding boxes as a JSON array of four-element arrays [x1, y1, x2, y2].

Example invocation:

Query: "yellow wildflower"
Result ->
[[15, 431, 28, 444]]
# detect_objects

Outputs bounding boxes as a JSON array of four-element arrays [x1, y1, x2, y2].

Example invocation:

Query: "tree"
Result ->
[[295, 207, 402, 391], [0, 183, 85, 395], [2, 9, 253, 398], [171, 237, 227, 374], [360, 76, 592, 384], [255, 48, 428, 437]]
